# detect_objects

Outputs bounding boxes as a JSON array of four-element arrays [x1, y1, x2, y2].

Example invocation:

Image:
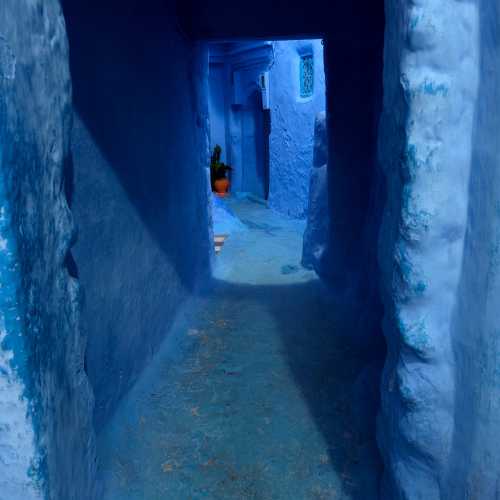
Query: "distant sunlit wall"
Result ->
[[268, 40, 325, 219]]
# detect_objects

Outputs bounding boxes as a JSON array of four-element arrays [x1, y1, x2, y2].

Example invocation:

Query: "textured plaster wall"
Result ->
[[302, 112, 328, 272], [448, 4, 500, 496], [0, 1, 96, 499], [377, 1, 485, 498], [268, 40, 325, 219], [62, 0, 212, 431]]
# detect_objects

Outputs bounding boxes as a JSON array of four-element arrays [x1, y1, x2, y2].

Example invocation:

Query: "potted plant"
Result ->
[[210, 145, 233, 196]]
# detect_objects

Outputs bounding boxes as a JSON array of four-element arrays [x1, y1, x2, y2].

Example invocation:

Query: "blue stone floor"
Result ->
[[98, 196, 382, 499]]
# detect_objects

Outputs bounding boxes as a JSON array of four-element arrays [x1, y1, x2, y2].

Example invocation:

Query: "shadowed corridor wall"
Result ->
[[62, 0, 213, 430]]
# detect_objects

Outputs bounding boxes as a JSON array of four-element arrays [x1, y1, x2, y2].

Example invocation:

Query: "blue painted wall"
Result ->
[[378, 1, 500, 497], [448, 4, 500, 495], [63, 0, 213, 431], [302, 112, 328, 272], [268, 40, 325, 219], [0, 1, 96, 499], [0, 123, 44, 500]]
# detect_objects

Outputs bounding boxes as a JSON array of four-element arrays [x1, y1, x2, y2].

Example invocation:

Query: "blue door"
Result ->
[[241, 90, 268, 199]]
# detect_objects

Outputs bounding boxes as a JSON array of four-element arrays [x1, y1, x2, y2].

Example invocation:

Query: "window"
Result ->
[[300, 54, 314, 98]]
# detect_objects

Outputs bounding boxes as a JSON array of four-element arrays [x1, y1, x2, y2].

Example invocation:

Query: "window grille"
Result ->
[[300, 55, 314, 98]]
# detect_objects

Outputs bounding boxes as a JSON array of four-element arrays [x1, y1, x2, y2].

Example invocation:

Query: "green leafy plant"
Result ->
[[210, 145, 233, 189]]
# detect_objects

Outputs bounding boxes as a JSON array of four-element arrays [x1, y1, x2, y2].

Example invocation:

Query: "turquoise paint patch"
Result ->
[[404, 78, 449, 100], [404, 143, 439, 181], [414, 281, 427, 295], [0, 191, 28, 378], [420, 79, 449, 97], [0, 103, 45, 495], [409, 14, 421, 30]]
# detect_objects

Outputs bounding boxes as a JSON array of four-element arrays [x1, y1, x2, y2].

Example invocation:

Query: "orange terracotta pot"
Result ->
[[214, 178, 230, 196]]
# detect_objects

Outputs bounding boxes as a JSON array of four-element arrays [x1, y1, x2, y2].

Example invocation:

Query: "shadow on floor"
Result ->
[[208, 277, 386, 499]]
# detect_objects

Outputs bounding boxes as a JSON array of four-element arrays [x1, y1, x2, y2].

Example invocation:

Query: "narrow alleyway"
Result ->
[[98, 197, 382, 499]]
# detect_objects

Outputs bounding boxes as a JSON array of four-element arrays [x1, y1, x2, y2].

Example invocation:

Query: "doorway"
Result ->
[[208, 39, 325, 214]]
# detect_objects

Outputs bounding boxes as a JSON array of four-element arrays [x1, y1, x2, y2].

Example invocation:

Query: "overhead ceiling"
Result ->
[[176, 0, 385, 46]]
